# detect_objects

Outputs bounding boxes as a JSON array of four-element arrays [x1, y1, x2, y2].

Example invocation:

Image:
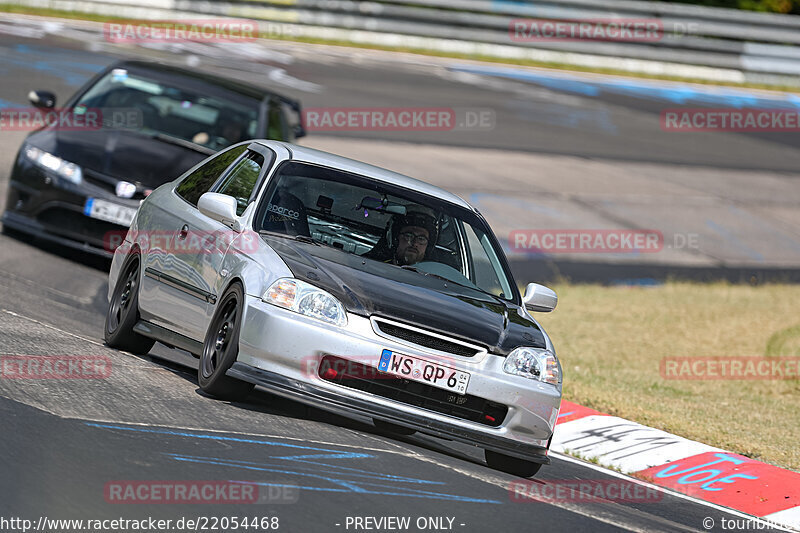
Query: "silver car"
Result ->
[[105, 140, 562, 478]]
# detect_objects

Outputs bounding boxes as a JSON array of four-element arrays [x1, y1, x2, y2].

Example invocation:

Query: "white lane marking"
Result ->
[[0, 309, 186, 379], [764, 507, 800, 531], [401, 450, 693, 533], [443, 68, 589, 107], [267, 68, 322, 93], [0, 22, 46, 38], [0, 397, 420, 457], [0, 14, 319, 93], [0, 309, 212, 378], [1, 309, 105, 347], [220, 42, 294, 64], [0, 268, 94, 305], [553, 452, 797, 533]]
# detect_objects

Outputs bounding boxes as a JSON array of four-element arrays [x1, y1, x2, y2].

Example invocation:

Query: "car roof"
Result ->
[[110, 60, 298, 104], [257, 141, 474, 210]]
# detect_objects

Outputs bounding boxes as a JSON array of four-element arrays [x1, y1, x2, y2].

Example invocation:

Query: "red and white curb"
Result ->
[[552, 401, 800, 530]]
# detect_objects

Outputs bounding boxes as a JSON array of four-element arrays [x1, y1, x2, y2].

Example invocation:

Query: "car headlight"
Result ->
[[504, 347, 560, 385], [263, 278, 347, 327], [24, 146, 82, 185]]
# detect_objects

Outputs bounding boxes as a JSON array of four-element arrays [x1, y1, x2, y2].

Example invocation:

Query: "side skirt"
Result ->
[[133, 320, 204, 357]]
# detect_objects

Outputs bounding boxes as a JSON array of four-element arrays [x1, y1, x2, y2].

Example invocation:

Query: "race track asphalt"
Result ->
[[0, 15, 795, 532]]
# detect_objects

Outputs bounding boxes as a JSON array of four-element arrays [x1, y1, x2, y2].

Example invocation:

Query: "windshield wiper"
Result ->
[[260, 231, 344, 249], [141, 131, 215, 155], [399, 265, 486, 293], [293, 234, 321, 246], [400, 265, 461, 286], [258, 230, 321, 245]]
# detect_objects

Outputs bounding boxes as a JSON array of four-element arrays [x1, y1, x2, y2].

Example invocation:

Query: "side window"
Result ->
[[216, 151, 265, 215], [175, 144, 247, 206], [464, 224, 511, 299], [266, 100, 288, 141], [431, 215, 463, 271]]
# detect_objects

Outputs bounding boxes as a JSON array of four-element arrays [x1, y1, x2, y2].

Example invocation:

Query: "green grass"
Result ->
[[3, 4, 800, 93], [565, 449, 625, 472], [535, 281, 800, 472]]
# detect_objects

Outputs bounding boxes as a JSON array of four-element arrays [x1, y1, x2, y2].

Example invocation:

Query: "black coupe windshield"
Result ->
[[73, 68, 259, 150], [256, 161, 515, 300]]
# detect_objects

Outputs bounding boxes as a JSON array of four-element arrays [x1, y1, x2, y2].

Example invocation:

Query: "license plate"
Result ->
[[377, 349, 470, 395], [84, 198, 137, 227]]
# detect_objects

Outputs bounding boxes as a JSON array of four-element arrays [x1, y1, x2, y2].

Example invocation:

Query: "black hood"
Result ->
[[26, 129, 209, 188], [264, 236, 546, 355]]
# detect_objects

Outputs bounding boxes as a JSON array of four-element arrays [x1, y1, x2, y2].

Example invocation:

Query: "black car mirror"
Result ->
[[28, 90, 56, 109]]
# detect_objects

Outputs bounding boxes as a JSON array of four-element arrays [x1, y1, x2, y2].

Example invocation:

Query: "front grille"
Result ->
[[37, 207, 121, 247], [82, 170, 117, 195], [372, 318, 483, 357], [83, 170, 148, 200], [319, 355, 507, 427]]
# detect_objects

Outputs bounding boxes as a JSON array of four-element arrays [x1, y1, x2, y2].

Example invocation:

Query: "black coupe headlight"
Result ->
[[24, 146, 83, 185]]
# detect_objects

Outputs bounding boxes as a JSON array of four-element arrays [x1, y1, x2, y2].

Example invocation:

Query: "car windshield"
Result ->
[[72, 68, 259, 150], [255, 161, 516, 300]]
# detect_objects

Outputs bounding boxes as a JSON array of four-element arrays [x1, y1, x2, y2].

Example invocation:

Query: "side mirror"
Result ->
[[522, 283, 557, 313], [198, 192, 241, 231], [28, 90, 56, 109]]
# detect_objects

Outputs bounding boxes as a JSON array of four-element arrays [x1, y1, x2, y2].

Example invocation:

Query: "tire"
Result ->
[[198, 283, 254, 401], [485, 449, 542, 478], [373, 418, 416, 436], [104, 253, 155, 355]]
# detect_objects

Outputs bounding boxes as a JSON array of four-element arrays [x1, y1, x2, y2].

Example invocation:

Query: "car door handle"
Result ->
[[178, 224, 189, 240]]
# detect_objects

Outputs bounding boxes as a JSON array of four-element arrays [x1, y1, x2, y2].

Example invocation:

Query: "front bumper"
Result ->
[[1, 210, 114, 258], [3, 155, 138, 257], [233, 295, 561, 463]]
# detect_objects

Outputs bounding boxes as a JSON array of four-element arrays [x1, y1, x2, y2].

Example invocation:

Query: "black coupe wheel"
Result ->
[[104, 253, 155, 355], [485, 449, 542, 478], [198, 283, 254, 401]]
